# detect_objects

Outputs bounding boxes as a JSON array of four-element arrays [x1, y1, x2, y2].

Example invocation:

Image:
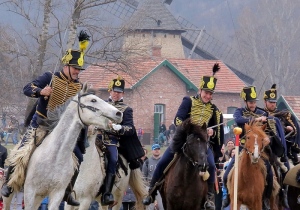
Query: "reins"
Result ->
[[241, 129, 266, 161], [72, 92, 102, 126], [182, 134, 207, 171]]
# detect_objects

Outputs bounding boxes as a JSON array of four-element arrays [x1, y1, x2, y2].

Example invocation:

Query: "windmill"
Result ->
[[101, 0, 257, 85]]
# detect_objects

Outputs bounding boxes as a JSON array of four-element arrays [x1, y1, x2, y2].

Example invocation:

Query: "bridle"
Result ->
[[243, 129, 266, 162], [72, 92, 103, 126], [182, 134, 208, 172]]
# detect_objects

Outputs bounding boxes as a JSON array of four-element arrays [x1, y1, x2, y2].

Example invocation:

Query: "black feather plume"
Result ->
[[78, 30, 90, 42], [271, 84, 276, 89], [212, 63, 220, 76]]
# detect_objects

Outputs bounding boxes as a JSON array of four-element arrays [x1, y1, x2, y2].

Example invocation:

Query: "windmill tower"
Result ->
[[101, 0, 257, 84], [122, 0, 185, 58]]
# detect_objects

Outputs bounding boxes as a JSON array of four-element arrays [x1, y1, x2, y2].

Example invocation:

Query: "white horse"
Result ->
[[3, 85, 123, 210], [65, 126, 147, 210]]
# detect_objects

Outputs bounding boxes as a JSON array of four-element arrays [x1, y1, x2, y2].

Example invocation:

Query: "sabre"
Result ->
[[285, 130, 294, 139], [207, 118, 235, 130]]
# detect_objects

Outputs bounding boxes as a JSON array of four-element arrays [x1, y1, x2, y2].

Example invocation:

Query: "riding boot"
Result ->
[[280, 185, 289, 208], [262, 198, 270, 210], [1, 165, 14, 197], [101, 173, 116, 206], [204, 183, 215, 210], [63, 170, 80, 206], [142, 186, 157, 205], [221, 194, 230, 208]]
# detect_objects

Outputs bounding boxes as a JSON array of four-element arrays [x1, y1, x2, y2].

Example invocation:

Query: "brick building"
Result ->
[[79, 58, 245, 144], [79, 0, 246, 144]]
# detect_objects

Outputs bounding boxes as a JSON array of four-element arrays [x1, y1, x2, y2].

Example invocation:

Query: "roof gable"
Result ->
[[125, 0, 184, 32], [278, 95, 300, 121], [132, 59, 197, 91], [79, 58, 246, 94]]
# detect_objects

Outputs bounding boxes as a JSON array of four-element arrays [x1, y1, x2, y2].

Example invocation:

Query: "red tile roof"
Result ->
[[79, 58, 246, 93], [282, 96, 300, 120]]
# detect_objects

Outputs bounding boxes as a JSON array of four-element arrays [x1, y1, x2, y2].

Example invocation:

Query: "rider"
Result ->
[[263, 84, 299, 208], [264, 84, 300, 165], [1, 30, 90, 206], [143, 63, 224, 210], [97, 75, 145, 206], [222, 86, 277, 210]]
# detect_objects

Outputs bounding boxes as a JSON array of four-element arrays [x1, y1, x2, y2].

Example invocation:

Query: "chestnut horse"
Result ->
[[227, 121, 280, 210], [159, 119, 209, 210]]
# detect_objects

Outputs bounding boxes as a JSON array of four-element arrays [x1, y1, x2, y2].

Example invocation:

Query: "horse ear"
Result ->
[[263, 137, 270, 147], [244, 123, 249, 131], [202, 123, 207, 130], [261, 123, 267, 131], [81, 82, 88, 93]]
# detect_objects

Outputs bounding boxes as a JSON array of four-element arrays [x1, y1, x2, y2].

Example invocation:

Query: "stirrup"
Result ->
[[142, 195, 154, 205], [101, 193, 114, 206], [204, 200, 215, 210]]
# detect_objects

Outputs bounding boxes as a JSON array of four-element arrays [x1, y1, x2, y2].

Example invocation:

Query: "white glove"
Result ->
[[112, 123, 122, 131]]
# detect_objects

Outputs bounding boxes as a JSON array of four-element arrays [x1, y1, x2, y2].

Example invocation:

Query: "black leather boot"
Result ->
[[280, 185, 289, 208], [142, 187, 157, 205], [221, 194, 230, 209], [63, 170, 80, 206], [101, 173, 116, 206], [204, 183, 215, 210], [1, 165, 14, 197]]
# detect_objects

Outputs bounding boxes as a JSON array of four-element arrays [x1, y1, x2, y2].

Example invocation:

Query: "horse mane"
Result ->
[[246, 120, 268, 139], [171, 118, 207, 153]]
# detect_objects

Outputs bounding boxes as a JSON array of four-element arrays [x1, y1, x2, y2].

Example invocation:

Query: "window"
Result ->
[[154, 104, 165, 122], [227, 106, 237, 114]]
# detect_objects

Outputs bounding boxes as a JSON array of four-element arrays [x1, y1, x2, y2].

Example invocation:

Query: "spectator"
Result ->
[[1, 112, 6, 128], [0, 142, 7, 168], [5, 116, 19, 145], [121, 186, 136, 210], [137, 128, 144, 142], [224, 139, 234, 161], [168, 123, 176, 133], [157, 122, 166, 146], [142, 144, 164, 210]]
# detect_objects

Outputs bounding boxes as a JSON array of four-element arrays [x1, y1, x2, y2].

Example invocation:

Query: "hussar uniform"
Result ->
[[1, 31, 91, 207], [222, 86, 276, 210], [143, 63, 223, 210], [97, 76, 144, 206]]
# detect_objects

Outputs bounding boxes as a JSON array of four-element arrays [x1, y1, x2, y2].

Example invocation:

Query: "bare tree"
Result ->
[[236, 0, 300, 95]]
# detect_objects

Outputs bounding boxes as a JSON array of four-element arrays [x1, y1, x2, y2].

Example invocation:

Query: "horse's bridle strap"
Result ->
[[71, 92, 101, 126]]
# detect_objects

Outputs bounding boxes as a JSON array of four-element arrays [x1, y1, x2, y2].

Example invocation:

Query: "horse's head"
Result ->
[[73, 83, 123, 129], [178, 119, 209, 173], [244, 121, 270, 163]]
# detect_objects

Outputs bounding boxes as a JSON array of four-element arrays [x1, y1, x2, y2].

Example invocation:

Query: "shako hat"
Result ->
[[199, 63, 220, 93], [61, 30, 90, 70], [240, 86, 258, 101], [263, 84, 277, 102], [108, 75, 125, 93]]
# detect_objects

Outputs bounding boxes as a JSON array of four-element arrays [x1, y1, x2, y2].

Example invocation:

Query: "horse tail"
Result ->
[[6, 140, 36, 192], [129, 169, 147, 210]]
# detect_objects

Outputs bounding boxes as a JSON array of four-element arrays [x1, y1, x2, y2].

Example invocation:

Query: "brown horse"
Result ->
[[159, 119, 208, 210], [228, 121, 280, 210]]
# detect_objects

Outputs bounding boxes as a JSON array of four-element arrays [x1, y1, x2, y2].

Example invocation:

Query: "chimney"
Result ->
[[152, 45, 162, 57]]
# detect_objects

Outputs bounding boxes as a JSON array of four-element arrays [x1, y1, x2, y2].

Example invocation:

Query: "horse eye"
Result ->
[[91, 99, 97, 102]]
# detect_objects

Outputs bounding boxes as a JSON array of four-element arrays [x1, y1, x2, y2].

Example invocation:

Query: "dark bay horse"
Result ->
[[227, 121, 280, 210], [159, 119, 208, 210]]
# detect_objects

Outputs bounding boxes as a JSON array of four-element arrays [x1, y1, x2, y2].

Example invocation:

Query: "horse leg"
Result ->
[[24, 192, 44, 210], [2, 192, 14, 210], [47, 191, 65, 210]]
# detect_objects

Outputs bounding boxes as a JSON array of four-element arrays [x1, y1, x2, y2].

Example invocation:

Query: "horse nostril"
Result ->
[[116, 111, 122, 117]]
